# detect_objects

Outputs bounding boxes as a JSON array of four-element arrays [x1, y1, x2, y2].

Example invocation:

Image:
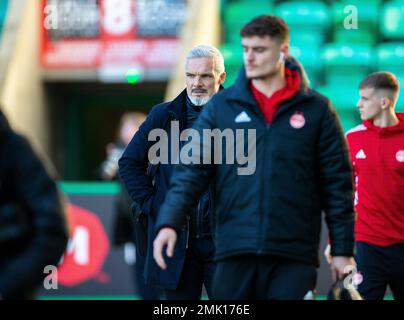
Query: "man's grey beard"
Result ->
[[188, 94, 211, 106]]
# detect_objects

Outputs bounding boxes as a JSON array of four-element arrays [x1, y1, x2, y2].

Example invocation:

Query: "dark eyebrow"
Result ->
[[242, 45, 267, 50]]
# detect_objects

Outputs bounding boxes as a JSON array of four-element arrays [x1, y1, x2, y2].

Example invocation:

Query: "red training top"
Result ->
[[346, 113, 404, 246]]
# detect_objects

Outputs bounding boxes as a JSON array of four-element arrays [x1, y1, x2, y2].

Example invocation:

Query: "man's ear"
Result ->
[[381, 97, 391, 109], [219, 72, 226, 84], [281, 43, 289, 60]]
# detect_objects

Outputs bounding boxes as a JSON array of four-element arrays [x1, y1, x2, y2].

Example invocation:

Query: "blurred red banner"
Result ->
[[40, 0, 185, 69]]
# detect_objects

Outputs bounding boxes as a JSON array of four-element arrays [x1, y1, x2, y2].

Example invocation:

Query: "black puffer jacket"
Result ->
[[0, 110, 68, 299], [157, 58, 355, 266]]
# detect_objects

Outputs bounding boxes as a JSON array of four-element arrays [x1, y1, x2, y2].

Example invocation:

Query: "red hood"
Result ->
[[363, 113, 404, 135], [282, 67, 301, 101], [250, 67, 301, 104]]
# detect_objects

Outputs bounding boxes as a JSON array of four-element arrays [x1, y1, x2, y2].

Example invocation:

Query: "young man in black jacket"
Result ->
[[0, 110, 68, 299], [154, 15, 356, 299], [119, 45, 226, 299]]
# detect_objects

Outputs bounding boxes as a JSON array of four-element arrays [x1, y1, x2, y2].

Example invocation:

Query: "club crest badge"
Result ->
[[290, 112, 305, 129], [396, 150, 404, 163]]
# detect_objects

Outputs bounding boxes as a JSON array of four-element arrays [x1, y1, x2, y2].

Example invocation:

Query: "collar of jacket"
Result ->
[[227, 56, 315, 117], [363, 112, 404, 135], [165, 85, 225, 132], [0, 110, 10, 139]]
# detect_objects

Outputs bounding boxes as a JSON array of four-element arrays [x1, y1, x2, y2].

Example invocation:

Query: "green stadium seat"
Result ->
[[220, 43, 243, 86], [377, 42, 404, 111], [338, 109, 362, 133], [274, 1, 329, 86], [381, 1, 404, 40], [223, 1, 274, 44], [332, 1, 379, 45], [377, 42, 404, 72], [317, 84, 359, 113], [221, 43, 243, 66], [322, 43, 375, 89], [317, 85, 362, 133], [275, 1, 330, 48], [289, 45, 322, 87], [319, 85, 361, 131], [223, 68, 243, 88]]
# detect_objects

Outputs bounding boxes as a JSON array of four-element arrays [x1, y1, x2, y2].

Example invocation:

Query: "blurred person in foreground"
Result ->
[[0, 109, 68, 299], [119, 45, 226, 299], [326, 72, 404, 300], [100, 111, 161, 300], [153, 15, 356, 299]]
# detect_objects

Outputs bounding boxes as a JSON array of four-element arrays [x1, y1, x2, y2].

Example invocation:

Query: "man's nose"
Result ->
[[245, 50, 253, 61], [193, 76, 202, 86]]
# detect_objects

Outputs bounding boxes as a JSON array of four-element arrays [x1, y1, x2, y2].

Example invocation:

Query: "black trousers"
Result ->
[[212, 254, 317, 300], [134, 250, 161, 300], [356, 241, 404, 300], [164, 237, 216, 300]]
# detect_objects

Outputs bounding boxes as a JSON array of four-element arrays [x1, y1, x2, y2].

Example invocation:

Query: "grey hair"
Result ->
[[185, 45, 225, 74]]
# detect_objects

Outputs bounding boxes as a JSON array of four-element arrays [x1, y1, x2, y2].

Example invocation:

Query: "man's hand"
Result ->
[[330, 256, 356, 283], [153, 227, 178, 270], [324, 244, 332, 264]]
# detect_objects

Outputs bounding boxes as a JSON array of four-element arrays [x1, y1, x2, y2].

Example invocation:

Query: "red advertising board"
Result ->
[[57, 203, 110, 286], [40, 0, 185, 69]]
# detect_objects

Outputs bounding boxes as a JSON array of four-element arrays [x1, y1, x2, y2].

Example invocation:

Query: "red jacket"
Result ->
[[346, 113, 404, 246]]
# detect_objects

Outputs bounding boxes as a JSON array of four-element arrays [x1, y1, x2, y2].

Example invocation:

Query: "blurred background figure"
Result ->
[[0, 109, 68, 300], [99, 111, 161, 300], [100, 112, 146, 181]]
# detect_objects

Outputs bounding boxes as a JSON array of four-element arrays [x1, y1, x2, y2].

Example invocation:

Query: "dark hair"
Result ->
[[240, 15, 289, 44], [359, 71, 399, 94]]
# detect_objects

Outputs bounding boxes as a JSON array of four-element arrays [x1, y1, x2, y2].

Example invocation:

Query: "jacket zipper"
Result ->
[[258, 123, 271, 254], [186, 215, 190, 249], [378, 134, 384, 184], [209, 186, 215, 240]]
